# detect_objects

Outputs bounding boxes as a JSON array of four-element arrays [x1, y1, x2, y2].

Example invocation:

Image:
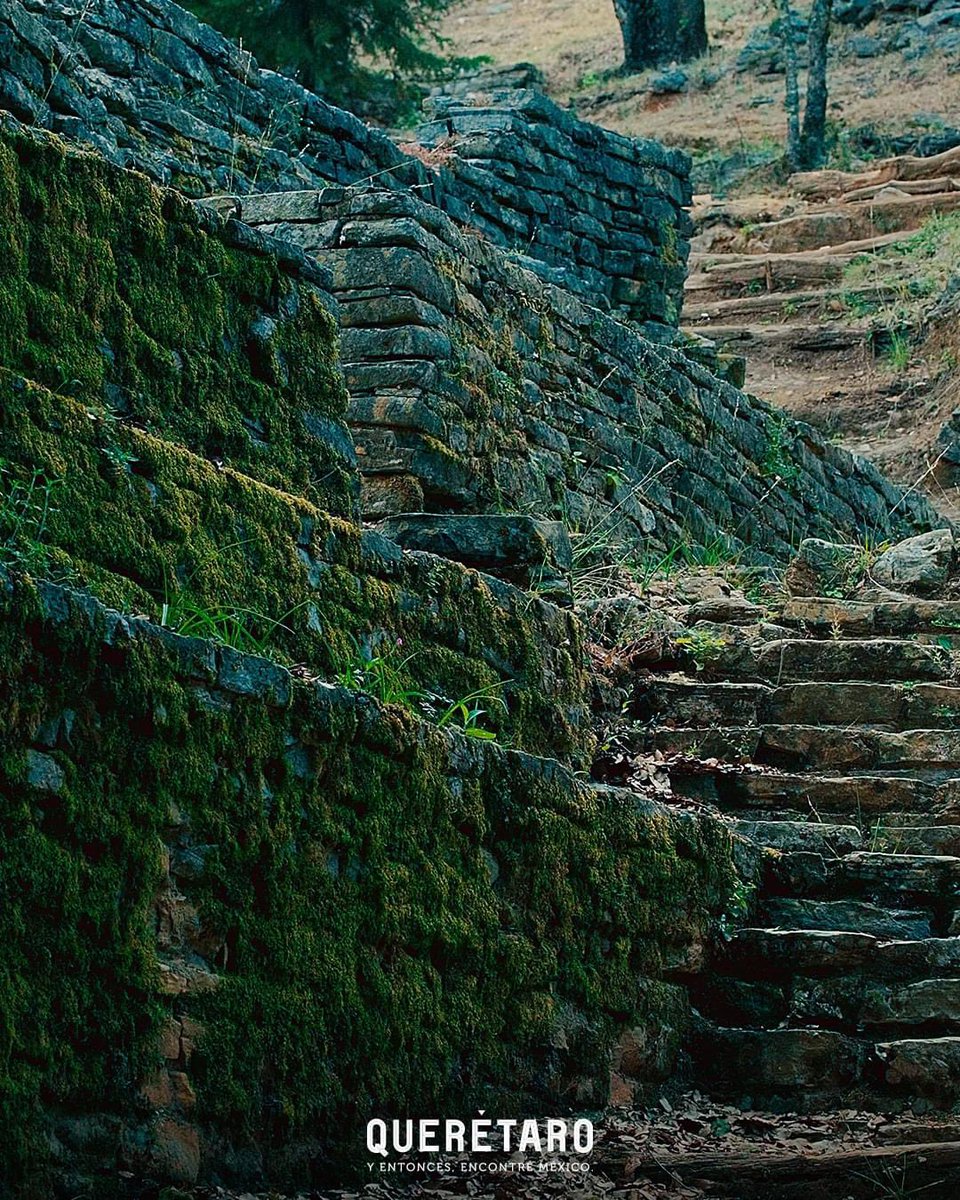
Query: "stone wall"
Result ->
[[233, 186, 944, 564], [0, 0, 691, 328], [0, 120, 589, 765], [0, 114, 358, 520], [415, 88, 692, 327], [0, 568, 735, 1190]]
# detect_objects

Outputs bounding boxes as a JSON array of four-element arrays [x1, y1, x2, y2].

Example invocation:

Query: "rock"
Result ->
[[150, 1118, 200, 1186], [877, 1037, 960, 1104], [872, 529, 955, 596], [650, 68, 688, 95], [581, 595, 659, 647], [936, 410, 960, 470], [848, 34, 886, 56], [784, 538, 862, 596], [610, 981, 688, 1096], [836, 0, 882, 24], [375, 513, 572, 597], [684, 596, 766, 625], [25, 748, 65, 792]]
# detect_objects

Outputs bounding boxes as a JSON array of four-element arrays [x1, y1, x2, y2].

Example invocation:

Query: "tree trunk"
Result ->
[[800, 0, 834, 169], [778, 0, 801, 171], [613, 0, 708, 72]]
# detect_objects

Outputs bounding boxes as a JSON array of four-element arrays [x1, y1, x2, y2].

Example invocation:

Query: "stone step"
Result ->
[[636, 678, 960, 732], [732, 191, 960, 254], [686, 258, 844, 302], [780, 597, 960, 638], [767, 682, 960, 731], [690, 1023, 865, 1102], [735, 817, 960, 858], [680, 320, 872, 357], [871, 825, 960, 857], [687, 283, 895, 326], [760, 725, 960, 771], [700, 637, 953, 684], [876, 1037, 960, 1104], [797, 977, 960, 1034], [692, 1022, 960, 1106], [760, 897, 934, 941], [768, 850, 960, 907], [648, 724, 960, 771], [734, 818, 863, 854], [717, 930, 960, 982], [686, 233, 907, 300], [633, 678, 769, 727], [693, 975, 960, 1038], [672, 766, 960, 816]]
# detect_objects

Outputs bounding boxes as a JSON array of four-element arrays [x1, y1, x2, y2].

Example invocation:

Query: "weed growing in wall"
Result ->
[[335, 635, 508, 740], [0, 459, 58, 572], [760, 414, 799, 482]]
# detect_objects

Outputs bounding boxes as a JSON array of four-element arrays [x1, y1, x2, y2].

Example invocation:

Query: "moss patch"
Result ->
[[0, 370, 588, 762], [0, 122, 354, 518], [0, 575, 735, 1187]]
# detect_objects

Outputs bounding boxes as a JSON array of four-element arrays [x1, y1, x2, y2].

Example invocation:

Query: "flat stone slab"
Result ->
[[761, 897, 933, 941], [721, 929, 960, 982], [692, 1023, 865, 1093], [671, 767, 960, 816], [877, 1037, 960, 1102], [375, 513, 572, 595]]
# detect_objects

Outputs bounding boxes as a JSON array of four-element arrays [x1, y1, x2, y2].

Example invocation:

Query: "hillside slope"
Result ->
[[443, 0, 960, 170]]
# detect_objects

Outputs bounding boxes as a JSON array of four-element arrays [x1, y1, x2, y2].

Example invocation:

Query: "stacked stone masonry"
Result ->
[[416, 89, 692, 326], [0, 0, 955, 1188], [0, 567, 734, 1187], [230, 185, 943, 560], [0, 0, 689, 328]]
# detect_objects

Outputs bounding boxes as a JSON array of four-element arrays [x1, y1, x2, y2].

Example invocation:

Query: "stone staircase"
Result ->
[[631, 596, 960, 1113], [683, 147, 960, 502]]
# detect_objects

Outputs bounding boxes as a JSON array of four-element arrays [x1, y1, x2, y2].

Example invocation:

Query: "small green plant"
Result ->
[[578, 69, 606, 90], [160, 587, 296, 654], [760, 414, 799, 481], [435, 684, 509, 740], [335, 635, 424, 708], [100, 443, 139, 474], [335, 636, 508, 740], [884, 331, 912, 373], [0, 460, 59, 571], [718, 874, 757, 940], [675, 628, 729, 673]]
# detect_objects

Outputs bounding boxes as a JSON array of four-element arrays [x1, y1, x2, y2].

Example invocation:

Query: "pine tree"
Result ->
[[184, 0, 453, 101]]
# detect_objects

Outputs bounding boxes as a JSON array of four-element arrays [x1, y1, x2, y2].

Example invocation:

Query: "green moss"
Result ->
[[0, 125, 354, 518], [0, 371, 588, 762], [0, 578, 735, 1185]]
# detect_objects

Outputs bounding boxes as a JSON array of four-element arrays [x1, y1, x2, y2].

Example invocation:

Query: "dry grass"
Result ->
[[442, 0, 960, 169]]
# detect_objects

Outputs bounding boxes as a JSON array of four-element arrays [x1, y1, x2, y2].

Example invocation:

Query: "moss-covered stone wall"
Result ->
[[0, 117, 356, 519], [243, 187, 945, 559], [0, 572, 736, 1191], [0, 368, 588, 763], [0, 122, 589, 763], [0, 0, 692, 329]]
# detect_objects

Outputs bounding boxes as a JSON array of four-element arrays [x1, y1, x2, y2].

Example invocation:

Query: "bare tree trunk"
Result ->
[[612, 0, 708, 72], [779, 0, 801, 171], [800, 0, 834, 169]]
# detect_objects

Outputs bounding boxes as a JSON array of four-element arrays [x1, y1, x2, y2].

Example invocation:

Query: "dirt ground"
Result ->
[[441, 0, 960, 166]]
